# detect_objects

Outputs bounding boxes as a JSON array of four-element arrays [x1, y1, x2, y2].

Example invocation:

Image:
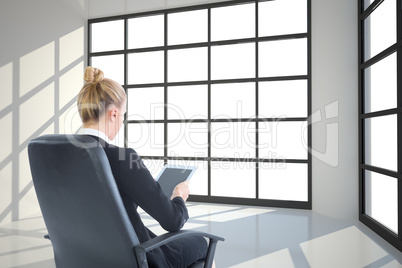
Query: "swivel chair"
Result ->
[[28, 134, 224, 268]]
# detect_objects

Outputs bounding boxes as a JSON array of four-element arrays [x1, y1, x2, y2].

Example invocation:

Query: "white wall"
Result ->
[[311, 0, 358, 220], [0, 0, 87, 224], [0, 0, 359, 225]]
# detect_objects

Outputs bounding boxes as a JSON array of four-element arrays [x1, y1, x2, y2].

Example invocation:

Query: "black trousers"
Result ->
[[148, 235, 208, 268]]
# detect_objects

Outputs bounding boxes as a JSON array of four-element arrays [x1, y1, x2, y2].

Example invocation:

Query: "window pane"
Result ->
[[91, 54, 124, 85], [128, 51, 164, 84], [127, 123, 164, 156], [259, 38, 307, 77], [365, 170, 398, 233], [259, 80, 307, 118], [211, 161, 256, 198], [211, 43, 255, 80], [127, 15, 165, 49], [211, 82, 255, 119], [127, 87, 164, 120], [364, 53, 397, 113], [259, 121, 308, 160], [211, 3, 255, 41], [91, 20, 124, 52], [211, 122, 256, 158], [364, 0, 396, 61], [168, 160, 208, 196], [168, 10, 207, 45], [259, 0, 307, 37], [168, 47, 208, 82], [365, 114, 397, 171], [168, 85, 207, 120], [128, 15, 164, 49], [259, 163, 308, 201], [167, 122, 208, 158]]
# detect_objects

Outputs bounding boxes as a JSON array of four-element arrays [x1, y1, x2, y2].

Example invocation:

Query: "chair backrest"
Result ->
[[28, 134, 140, 268]]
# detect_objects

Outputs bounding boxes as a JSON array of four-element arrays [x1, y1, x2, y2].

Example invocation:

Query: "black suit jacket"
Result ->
[[89, 136, 188, 267]]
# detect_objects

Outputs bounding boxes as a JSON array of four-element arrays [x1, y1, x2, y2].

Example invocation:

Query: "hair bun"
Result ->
[[83, 66, 104, 84]]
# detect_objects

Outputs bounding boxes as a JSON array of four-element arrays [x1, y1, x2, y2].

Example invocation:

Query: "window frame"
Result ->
[[358, 0, 402, 251], [88, 0, 312, 209]]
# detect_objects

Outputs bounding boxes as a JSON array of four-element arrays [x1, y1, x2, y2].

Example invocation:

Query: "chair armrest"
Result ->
[[134, 230, 224, 268]]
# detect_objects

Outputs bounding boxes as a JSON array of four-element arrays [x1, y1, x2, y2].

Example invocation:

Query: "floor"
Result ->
[[1, 203, 402, 268]]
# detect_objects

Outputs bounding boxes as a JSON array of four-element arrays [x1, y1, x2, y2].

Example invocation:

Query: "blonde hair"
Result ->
[[77, 67, 126, 123]]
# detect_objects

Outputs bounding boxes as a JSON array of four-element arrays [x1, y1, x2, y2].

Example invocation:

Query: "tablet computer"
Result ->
[[155, 164, 197, 198]]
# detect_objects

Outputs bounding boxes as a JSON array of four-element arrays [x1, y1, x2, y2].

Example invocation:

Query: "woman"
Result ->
[[77, 66, 209, 267]]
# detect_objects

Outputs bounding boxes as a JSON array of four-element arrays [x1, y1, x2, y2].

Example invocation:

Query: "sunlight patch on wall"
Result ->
[[59, 27, 84, 70], [19, 147, 31, 192], [18, 187, 40, 220], [19, 83, 55, 145], [59, 62, 83, 108], [59, 103, 82, 135], [18, 147, 38, 219], [19, 123, 54, 220], [0, 162, 12, 224], [19, 42, 55, 97], [0, 62, 13, 110], [0, 113, 12, 163]]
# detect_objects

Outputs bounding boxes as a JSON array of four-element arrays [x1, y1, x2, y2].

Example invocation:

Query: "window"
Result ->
[[359, 0, 402, 251], [88, 0, 311, 209]]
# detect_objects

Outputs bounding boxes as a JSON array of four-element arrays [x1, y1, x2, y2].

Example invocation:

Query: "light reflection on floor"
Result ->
[[1, 203, 402, 267]]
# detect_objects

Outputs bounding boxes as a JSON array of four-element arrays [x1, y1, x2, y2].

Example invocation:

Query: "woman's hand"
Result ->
[[171, 180, 190, 201]]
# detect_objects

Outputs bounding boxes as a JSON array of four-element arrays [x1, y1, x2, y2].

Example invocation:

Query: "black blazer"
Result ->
[[88, 136, 188, 267]]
